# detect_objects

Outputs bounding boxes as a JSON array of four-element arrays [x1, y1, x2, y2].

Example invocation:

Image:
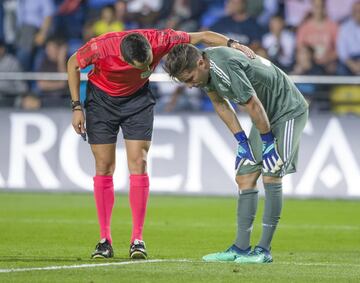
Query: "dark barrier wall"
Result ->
[[0, 110, 359, 198]]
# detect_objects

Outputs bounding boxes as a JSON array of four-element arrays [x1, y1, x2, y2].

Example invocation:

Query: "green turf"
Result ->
[[0, 192, 359, 282]]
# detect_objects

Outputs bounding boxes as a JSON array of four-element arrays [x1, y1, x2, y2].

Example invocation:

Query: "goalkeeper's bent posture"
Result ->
[[164, 44, 308, 263]]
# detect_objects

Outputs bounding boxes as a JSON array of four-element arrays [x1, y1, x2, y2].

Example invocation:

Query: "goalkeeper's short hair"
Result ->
[[164, 44, 202, 79]]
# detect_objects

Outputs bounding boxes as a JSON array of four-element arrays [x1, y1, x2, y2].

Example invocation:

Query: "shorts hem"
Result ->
[[236, 167, 262, 176], [88, 140, 117, 145], [262, 168, 297, 177], [123, 136, 152, 141]]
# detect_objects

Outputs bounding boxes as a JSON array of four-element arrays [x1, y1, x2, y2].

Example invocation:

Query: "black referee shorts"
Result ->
[[84, 81, 156, 144]]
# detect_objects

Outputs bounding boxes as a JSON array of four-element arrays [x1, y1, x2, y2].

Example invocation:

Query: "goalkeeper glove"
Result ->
[[260, 131, 283, 173], [234, 131, 256, 170]]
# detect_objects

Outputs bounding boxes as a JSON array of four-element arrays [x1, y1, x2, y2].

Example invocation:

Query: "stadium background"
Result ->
[[0, 0, 359, 198]]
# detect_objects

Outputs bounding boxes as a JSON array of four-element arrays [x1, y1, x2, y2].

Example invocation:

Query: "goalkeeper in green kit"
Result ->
[[164, 42, 308, 263]]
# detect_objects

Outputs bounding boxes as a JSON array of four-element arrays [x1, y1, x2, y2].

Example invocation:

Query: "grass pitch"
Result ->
[[0, 192, 359, 282]]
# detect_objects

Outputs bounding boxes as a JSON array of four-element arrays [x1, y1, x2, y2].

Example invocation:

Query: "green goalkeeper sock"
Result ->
[[235, 188, 258, 250], [258, 183, 283, 250]]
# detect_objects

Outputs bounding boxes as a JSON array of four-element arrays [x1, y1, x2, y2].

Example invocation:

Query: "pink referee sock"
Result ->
[[129, 174, 150, 243], [93, 175, 115, 244]]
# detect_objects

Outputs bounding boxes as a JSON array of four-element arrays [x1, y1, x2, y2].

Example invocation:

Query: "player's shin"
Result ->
[[235, 188, 259, 250], [93, 175, 115, 244], [258, 183, 283, 250], [129, 174, 150, 243]]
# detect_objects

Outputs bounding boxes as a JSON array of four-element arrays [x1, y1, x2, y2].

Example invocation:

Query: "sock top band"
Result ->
[[263, 183, 282, 190], [239, 188, 259, 195]]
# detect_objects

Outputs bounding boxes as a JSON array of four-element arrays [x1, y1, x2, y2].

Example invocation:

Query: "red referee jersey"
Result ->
[[76, 29, 190, 96]]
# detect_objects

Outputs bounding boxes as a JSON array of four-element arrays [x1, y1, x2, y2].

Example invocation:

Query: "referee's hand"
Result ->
[[230, 43, 256, 59], [72, 109, 86, 138]]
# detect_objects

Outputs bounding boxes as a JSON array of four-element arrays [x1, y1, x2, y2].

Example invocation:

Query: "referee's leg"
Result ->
[[91, 144, 116, 176], [90, 143, 116, 258], [125, 139, 151, 259], [125, 140, 151, 174]]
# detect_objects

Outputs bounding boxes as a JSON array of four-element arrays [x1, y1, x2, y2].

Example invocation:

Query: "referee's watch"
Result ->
[[227, 38, 240, 48], [71, 100, 82, 111]]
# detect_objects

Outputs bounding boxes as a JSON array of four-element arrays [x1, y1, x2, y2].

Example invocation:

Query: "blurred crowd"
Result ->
[[0, 0, 359, 112]]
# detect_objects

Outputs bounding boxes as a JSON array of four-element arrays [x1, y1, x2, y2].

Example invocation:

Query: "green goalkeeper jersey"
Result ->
[[203, 47, 308, 125]]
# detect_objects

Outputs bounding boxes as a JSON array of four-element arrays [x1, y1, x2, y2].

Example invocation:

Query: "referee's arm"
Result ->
[[188, 31, 229, 47], [67, 52, 86, 135], [188, 31, 255, 58], [67, 53, 81, 104]]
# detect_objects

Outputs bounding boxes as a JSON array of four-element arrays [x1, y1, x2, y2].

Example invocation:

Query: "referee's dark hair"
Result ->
[[164, 44, 202, 79], [120, 33, 151, 64]]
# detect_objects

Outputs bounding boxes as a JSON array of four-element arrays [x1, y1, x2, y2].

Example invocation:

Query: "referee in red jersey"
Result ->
[[67, 28, 254, 259]]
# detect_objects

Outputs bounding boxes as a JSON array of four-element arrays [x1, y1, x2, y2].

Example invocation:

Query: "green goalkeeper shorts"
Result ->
[[236, 110, 309, 177]]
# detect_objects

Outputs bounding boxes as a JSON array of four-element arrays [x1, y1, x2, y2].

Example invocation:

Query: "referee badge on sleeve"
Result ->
[[141, 70, 152, 79]]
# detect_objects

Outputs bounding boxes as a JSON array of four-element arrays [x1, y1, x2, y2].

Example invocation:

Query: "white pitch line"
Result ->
[[1, 259, 360, 274], [0, 259, 191, 274]]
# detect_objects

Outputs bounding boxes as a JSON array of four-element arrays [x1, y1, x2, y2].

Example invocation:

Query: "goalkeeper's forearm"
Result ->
[[243, 96, 270, 134], [213, 100, 243, 135]]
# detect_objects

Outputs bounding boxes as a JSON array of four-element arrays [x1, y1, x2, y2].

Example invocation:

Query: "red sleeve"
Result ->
[[155, 29, 190, 54], [76, 38, 101, 69]]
